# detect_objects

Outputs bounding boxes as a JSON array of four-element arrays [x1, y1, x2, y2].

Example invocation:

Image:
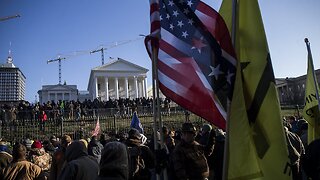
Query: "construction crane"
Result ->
[[90, 37, 143, 65], [47, 57, 66, 85], [0, 14, 20, 22]]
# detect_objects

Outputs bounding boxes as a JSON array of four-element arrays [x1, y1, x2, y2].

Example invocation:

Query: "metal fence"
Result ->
[[0, 107, 205, 142]]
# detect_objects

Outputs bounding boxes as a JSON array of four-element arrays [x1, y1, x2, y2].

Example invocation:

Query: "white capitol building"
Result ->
[[38, 57, 149, 103]]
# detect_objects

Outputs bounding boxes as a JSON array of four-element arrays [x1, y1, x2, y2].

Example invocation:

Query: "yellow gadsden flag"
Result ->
[[303, 38, 320, 144], [220, 0, 291, 179]]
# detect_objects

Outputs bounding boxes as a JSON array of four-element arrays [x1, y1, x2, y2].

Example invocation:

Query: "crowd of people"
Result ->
[[0, 97, 172, 125], [0, 116, 319, 180], [0, 121, 223, 180]]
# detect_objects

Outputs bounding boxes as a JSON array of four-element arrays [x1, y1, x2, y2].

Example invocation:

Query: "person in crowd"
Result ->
[[97, 141, 129, 180], [301, 138, 320, 180], [58, 141, 99, 180], [208, 129, 225, 180], [126, 128, 155, 180], [23, 135, 33, 151], [79, 139, 88, 148], [162, 126, 175, 153], [50, 134, 72, 180], [40, 110, 47, 132], [0, 140, 12, 171], [197, 123, 213, 146], [99, 133, 109, 147], [172, 122, 215, 180], [42, 139, 56, 156], [87, 135, 104, 163], [0, 142, 46, 180], [28, 140, 52, 173], [288, 115, 299, 134], [296, 119, 308, 148], [284, 124, 305, 180]]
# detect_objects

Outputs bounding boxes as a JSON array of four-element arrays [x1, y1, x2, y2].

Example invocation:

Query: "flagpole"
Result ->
[[151, 46, 159, 151], [223, 0, 237, 179], [305, 38, 320, 118], [151, 45, 163, 180]]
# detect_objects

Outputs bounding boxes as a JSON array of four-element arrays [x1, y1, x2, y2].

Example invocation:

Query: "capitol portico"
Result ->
[[88, 58, 149, 101]]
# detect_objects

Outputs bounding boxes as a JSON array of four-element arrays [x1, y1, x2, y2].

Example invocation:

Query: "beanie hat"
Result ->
[[31, 140, 42, 149], [128, 128, 142, 140]]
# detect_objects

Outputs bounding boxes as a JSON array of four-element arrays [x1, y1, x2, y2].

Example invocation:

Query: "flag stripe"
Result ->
[[145, 0, 236, 129]]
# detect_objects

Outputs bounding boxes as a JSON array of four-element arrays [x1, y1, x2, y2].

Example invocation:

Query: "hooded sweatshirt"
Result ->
[[58, 141, 99, 180], [97, 141, 129, 180]]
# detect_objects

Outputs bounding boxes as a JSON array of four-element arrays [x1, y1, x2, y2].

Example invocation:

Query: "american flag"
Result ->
[[145, 0, 237, 129]]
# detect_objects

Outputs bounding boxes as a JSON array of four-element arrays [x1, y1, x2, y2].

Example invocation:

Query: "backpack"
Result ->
[[128, 146, 146, 178]]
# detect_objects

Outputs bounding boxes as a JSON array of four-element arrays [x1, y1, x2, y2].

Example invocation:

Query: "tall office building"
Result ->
[[0, 55, 26, 101]]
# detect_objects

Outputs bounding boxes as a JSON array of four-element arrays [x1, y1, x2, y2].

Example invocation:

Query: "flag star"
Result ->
[[209, 65, 224, 80], [173, 10, 179, 17], [188, 18, 194, 25], [187, 0, 193, 7], [166, 14, 170, 19], [160, 15, 163, 21], [226, 70, 235, 84], [177, 20, 184, 27], [168, 0, 174, 6], [169, 24, 174, 30], [183, 8, 190, 14], [191, 37, 206, 53], [182, 31, 188, 38]]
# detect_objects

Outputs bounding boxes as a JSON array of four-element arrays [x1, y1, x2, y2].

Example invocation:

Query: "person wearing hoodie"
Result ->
[[88, 135, 104, 163], [58, 141, 99, 180], [97, 141, 129, 180]]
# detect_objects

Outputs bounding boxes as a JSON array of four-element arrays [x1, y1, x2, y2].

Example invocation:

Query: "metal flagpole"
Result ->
[[151, 44, 161, 180], [150, 35, 168, 179]]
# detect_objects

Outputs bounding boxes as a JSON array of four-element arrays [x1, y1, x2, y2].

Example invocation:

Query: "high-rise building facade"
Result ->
[[0, 56, 26, 101]]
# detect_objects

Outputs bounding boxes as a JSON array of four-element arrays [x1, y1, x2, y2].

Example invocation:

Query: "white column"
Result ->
[[94, 76, 98, 99], [115, 77, 119, 99], [134, 76, 139, 98], [105, 77, 109, 100], [142, 78, 146, 98], [144, 77, 148, 98], [125, 77, 129, 98]]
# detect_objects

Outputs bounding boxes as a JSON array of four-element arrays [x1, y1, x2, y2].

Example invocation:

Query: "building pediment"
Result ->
[[92, 58, 148, 73], [42, 84, 77, 91]]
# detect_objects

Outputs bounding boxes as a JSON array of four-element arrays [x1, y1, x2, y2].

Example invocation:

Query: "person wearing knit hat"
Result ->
[[28, 140, 52, 173], [31, 140, 42, 149]]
